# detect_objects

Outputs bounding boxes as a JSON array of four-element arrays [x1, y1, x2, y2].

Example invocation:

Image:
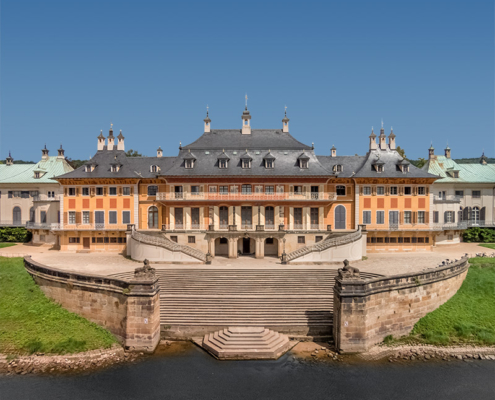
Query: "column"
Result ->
[[274, 206, 280, 227], [170, 207, 175, 230], [304, 207, 310, 230], [185, 207, 191, 230], [228, 237, 238, 258], [255, 238, 264, 259], [355, 184, 360, 230], [319, 207, 324, 230], [228, 206, 234, 226], [213, 206, 219, 230], [133, 184, 139, 226], [289, 207, 294, 230]]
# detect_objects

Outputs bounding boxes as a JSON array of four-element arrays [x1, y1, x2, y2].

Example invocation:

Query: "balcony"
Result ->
[[57, 223, 128, 231], [433, 195, 462, 203], [0, 220, 29, 227], [156, 192, 338, 202], [26, 222, 59, 230], [32, 194, 61, 202]]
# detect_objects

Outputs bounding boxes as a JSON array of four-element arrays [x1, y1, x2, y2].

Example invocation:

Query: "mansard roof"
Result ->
[[0, 156, 73, 184], [423, 155, 495, 183], [182, 129, 312, 151]]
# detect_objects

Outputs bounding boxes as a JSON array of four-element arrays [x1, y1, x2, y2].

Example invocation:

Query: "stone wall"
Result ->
[[24, 257, 160, 353], [333, 257, 469, 353]]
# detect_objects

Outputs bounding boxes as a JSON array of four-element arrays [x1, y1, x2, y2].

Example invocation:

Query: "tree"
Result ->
[[396, 146, 406, 159], [125, 149, 142, 157], [65, 158, 87, 169]]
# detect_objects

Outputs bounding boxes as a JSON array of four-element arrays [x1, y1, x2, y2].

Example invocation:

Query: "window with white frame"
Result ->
[[96, 187, 103, 196], [265, 159, 274, 169], [111, 165, 119, 172], [363, 186, 371, 195], [418, 187, 426, 195], [333, 164, 343, 172], [83, 211, 90, 224], [376, 211, 384, 224], [122, 211, 131, 224], [185, 160, 194, 169], [123, 187, 131, 196], [376, 165, 384, 172], [241, 185, 252, 194], [82, 187, 89, 196], [363, 211, 371, 224], [265, 186, 274, 194], [242, 159, 251, 169], [150, 165, 159, 173], [109, 187, 117, 196], [418, 211, 425, 223], [404, 211, 412, 224], [68, 211, 76, 224], [109, 211, 117, 224], [377, 186, 385, 195], [147, 185, 158, 196], [390, 186, 398, 195], [209, 186, 217, 193], [299, 160, 308, 169], [219, 160, 228, 169], [219, 186, 228, 194], [68, 188, 76, 196]]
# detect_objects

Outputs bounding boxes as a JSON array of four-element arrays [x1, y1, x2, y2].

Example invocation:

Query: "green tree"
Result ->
[[125, 149, 142, 157], [396, 146, 406, 159], [66, 158, 88, 169]]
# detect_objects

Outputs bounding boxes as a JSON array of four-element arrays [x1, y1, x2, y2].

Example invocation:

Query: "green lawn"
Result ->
[[479, 243, 495, 251], [396, 257, 495, 345], [0, 257, 118, 355], [0, 243, 17, 249]]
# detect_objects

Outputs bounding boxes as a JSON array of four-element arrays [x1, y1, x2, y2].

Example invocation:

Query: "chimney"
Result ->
[[107, 125, 115, 151], [117, 130, 125, 151], [241, 95, 251, 135], [369, 128, 377, 150], [428, 143, 435, 160], [204, 108, 211, 133], [331, 145, 337, 157], [57, 145, 65, 159], [97, 130, 106, 151], [444, 145, 451, 159], [157, 146, 163, 158], [41, 145, 49, 160], [6, 151, 13, 166], [388, 128, 396, 150], [282, 107, 289, 133]]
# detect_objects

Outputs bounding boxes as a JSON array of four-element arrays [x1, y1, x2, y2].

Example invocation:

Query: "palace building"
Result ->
[[51, 106, 439, 262]]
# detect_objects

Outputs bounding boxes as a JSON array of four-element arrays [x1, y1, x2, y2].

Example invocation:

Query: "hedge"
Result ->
[[0, 227, 32, 243], [463, 227, 495, 243]]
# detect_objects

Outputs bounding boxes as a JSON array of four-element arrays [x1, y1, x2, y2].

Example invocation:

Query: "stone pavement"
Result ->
[[1, 242, 484, 277]]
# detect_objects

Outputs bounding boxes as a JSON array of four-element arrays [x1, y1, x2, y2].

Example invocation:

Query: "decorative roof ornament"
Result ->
[[369, 127, 376, 138], [388, 127, 396, 138]]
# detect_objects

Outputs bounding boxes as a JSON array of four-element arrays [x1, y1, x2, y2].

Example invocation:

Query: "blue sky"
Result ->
[[1, 0, 493, 162]]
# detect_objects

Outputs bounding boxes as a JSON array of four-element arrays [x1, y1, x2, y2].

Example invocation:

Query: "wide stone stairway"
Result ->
[[111, 268, 381, 338]]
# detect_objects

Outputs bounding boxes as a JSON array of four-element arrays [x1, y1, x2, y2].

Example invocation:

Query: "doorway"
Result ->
[[83, 238, 90, 249], [243, 237, 251, 254]]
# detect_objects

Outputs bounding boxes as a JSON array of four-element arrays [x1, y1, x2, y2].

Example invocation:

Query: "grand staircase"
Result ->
[[111, 268, 381, 339]]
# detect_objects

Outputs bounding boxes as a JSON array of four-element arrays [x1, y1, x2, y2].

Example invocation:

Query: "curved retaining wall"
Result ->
[[24, 257, 161, 353], [333, 257, 470, 353]]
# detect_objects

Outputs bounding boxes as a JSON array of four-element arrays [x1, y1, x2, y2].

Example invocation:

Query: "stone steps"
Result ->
[[201, 327, 292, 360]]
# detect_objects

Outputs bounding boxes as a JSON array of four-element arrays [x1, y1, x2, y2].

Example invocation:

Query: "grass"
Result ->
[[392, 257, 495, 346], [0, 243, 17, 249], [479, 243, 495, 251], [0, 257, 118, 355]]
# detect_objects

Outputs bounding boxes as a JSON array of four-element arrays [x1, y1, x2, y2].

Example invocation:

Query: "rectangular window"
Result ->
[[191, 186, 200, 195], [92, 237, 96, 243], [104, 237, 109, 244], [241, 185, 252, 194], [219, 160, 228, 169], [404, 211, 412, 224], [418, 187, 426, 195], [294, 186, 303, 194], [363, 211, 371, 225], [433, 211, 439, 223], [242, 159, 251, 169], [298, 236, 305, 244], [404, 237, 411, 243], [418, 211, 425, 224], [109, 187, 117, 196], [404, 187, 412, 195], [68, 188, 76, 196], [148, 186, 158, 196], [122, 211, 131, 224], [265, 186, 274, 194], [398, 237, 404, 243], [188, 236, 196, 244], [209, 186, 217, 193], [68, 211, 76, 224], [109, 211, 117, 224], [472, 190, 481, 198], [219, 186, 228, 194], [370, 237, 377, 244], [110, 237, 118, 243], [96, 237, 104, 243], [448, 235, 453, 241], [69, 237, 80, 244], [315, 236, 323, 243], [418, 237, 425, 243], [377, 186, 384, 195], [40, 211, 46, 223], [170, 236, 178, 243], [95, 211, 105, 225], [363, 187, 371, 195], [390, 186, 398, 195], [265, 160, 274, 169], [294, 208, 303, 226], [83, 211, 90, 224], [389, 237, 397, 243], [123, 187, 131, 196], [82, 187, 89, 196], [376, 211, 384, 224], [455, 190, 464, 197], [96, 187, 103, 196], [376, 237, 384, 243]]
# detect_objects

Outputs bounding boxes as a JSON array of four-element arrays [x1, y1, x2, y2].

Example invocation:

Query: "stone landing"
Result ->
[[200, 327, 293, 360]]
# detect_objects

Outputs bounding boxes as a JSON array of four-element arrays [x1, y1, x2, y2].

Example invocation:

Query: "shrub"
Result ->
[[0, 227, 32, 243], [463, 227, 495, 243]]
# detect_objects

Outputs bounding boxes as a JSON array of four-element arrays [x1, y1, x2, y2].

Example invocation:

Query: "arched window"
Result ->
[[472, 207, 480, 224], [13, 207, 22, 225], [148, 206, 159, 229], [150, 165, 159, 173], [29, 207, 35, 223], [335, 205, 346, 229]]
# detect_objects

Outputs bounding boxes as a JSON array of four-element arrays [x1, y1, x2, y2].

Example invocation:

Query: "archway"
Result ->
[[214, 237, 229, 257], [264, 237, 279, 257], [237, 237, 255, 256]]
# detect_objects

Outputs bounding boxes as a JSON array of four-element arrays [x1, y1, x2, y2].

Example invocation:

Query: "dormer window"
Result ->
[[333, 165, 343, 172], [34, 172, 41, 179], [265, 159, 274, 169], [219, 160, 228, 169], [185, 160, 194, 169], [300, 160, 308, 169], [85, 165, 91, 172], [376, 165, 384, 173], [150, 165, 159, 173], [111, 165, 120, 172], [242, 159, 251, 169]]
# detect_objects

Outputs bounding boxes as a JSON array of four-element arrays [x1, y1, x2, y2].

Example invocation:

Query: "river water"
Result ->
[[1, 343, 494, 400]]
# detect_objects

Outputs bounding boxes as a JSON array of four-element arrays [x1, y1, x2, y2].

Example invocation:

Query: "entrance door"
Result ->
[[335, 205, 346, 229], [83, 238, 90, 249], [243, 237, 250, 254]]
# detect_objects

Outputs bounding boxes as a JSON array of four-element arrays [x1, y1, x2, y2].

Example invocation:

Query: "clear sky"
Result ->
[[1, 0, 493, 162]]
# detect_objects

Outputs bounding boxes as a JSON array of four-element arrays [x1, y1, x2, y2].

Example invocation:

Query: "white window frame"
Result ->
[[122, 211, 131, 224], [123, 187, 131, 196], [377, 186, 385, 195], [68, 211, 76, 224], [363, 186, 371, 195], [363, 211, 371, 225], [109, 187, 117, 196], [109, 211, 118, 225]]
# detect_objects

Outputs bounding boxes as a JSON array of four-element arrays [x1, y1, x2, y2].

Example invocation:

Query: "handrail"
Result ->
[[156, 192, 338, 201], [285, 229, 362, 262], [131, 230, 206, 262]]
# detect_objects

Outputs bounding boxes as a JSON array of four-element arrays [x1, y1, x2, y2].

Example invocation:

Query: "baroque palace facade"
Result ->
[[52, 107, 439, 259]]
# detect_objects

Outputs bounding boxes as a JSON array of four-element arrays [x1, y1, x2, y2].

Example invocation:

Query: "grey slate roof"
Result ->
[[316, 155, 367, 178], [182, 129, 313, 151]]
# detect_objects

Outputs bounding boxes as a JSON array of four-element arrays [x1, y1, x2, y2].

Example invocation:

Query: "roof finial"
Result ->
[[245, 93, 248, 109], [284, 105, 287, 116], [206, 104, 209, 116], [110, 122, 113, 129], [381, 119, 383, 129]]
